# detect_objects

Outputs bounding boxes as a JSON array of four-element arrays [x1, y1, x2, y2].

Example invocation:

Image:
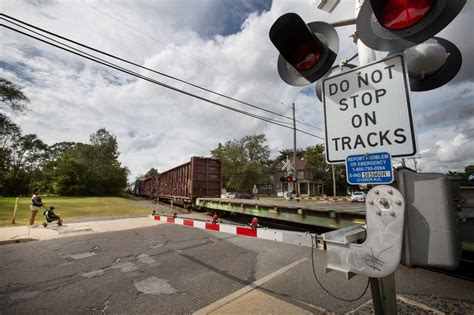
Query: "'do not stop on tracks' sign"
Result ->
[[322, 54, 416, 163]]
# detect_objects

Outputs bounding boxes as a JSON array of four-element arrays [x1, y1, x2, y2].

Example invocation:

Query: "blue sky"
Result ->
[[1, 0, 473, 179]]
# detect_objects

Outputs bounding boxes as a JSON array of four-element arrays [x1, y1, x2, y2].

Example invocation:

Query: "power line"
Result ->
[[1, 16, 294, 129], [0, 18, 325, 140], [76, 4, 325, 132]]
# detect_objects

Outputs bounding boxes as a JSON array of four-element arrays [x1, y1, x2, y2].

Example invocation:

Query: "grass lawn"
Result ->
[[0, 195, 152, 227]]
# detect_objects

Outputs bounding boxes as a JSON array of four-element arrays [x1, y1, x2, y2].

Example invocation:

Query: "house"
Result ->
[[257, 157, 323, 197]]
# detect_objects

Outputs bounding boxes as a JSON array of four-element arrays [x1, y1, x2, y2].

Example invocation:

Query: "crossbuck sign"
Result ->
[[323, 54, 416, 163]]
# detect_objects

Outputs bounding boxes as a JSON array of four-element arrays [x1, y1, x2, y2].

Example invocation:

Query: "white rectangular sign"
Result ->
[[323, 54, 416, 163]]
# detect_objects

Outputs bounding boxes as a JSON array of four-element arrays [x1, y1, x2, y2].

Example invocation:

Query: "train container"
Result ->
[[139, 175, 160, 198], [158, 156, 221, 204]]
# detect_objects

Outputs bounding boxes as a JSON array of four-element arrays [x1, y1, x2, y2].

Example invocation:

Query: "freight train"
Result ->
[[134, 156, 221, 206]]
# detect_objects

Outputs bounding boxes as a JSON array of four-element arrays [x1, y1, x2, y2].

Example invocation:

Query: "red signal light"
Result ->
[[377, 0, 433, 30], [293, 41, 322, 71], [287, 176, 293, 182], [270, 13, 322, 72]]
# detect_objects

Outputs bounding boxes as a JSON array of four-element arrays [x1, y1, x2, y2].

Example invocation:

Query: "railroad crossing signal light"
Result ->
[[358, 0, 466, 91], [280, 176, 287, 183], [402, 37, 463, 91], [357, 0, 467, 52], [286, 175, 293, 182], [269, 13, 339, 86]]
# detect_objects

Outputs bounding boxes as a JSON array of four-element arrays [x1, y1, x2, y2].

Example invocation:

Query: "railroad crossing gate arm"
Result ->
[[322, 185, 405, 279]]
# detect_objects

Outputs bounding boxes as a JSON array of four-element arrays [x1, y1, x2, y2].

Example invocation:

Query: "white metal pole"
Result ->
[[355, 0, 376, 65], [356, 1, 396, 314]]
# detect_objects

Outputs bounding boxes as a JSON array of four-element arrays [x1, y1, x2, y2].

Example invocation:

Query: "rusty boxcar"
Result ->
[[158, 156, 221, 205], [134, 157, 221, 205], [139, 175, 160, 198]]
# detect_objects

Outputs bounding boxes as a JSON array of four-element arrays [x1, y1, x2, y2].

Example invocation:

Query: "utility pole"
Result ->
[[292, 102, 297, 196]]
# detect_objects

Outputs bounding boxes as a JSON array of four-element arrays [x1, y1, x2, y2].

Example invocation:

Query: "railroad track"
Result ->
[[154, 197, 474, 281], [424, 253, 474, 282]]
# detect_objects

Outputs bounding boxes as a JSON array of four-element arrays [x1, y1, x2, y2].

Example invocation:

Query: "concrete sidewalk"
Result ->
[[0, 216, 162, 244]]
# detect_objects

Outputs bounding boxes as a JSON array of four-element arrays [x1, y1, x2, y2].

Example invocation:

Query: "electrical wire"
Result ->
[[0, 24, 290, 129], [310, 234, 370, 302], [1, 17, 297, 128], [0, 13, 323, 132], [0, 20, 325, 140], [80, 1, 323, 131]]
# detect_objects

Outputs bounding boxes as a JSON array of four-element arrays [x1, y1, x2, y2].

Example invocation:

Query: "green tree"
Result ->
[[0, 114, 21, 194], [144, 168, 159, 178], [303, 144, 349, 195], [276, 148, 305, 162], [304, 144, 329, 179], [211, 134, 270, 192], [0, 77, 30, 113], [53, 129, 128, 196], [37, 142, 78, 193], [2, 132, 47, 196]]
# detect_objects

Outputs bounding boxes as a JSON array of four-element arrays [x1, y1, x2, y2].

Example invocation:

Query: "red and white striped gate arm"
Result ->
[[149, 214, 315, 247]]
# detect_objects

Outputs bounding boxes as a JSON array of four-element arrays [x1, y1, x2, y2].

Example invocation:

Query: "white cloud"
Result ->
[[1, 0, 473, 180]]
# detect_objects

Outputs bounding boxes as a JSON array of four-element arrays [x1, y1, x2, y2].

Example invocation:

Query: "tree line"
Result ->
[[209, 133, 474, 194], [1, 78, 128, 197], [3, 77, 471, 197], [210, 133, 349, 195]]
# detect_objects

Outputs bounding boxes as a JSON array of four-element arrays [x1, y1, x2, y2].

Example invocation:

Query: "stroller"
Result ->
[[42, 206, 63, 227]]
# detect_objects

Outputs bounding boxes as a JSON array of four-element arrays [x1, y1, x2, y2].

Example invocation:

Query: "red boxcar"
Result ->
[[139, 175, 160, 198], [158, 157, 221, 204]]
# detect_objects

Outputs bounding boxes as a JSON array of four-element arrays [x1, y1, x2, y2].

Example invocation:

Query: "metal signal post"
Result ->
[[271, 0, 466, 313]]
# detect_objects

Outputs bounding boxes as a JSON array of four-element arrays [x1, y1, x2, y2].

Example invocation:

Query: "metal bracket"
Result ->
[[323, 185, 405, 278]]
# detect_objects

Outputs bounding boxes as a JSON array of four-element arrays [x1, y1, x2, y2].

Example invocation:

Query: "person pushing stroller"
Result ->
[[42, 206, 63, 227]]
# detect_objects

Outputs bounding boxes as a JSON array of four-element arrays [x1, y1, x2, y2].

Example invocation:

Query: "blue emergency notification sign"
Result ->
[[346, 152, 393, 185]]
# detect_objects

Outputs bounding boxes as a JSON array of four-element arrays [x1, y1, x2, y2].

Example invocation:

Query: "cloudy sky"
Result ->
[[1, 0, 473, 179]]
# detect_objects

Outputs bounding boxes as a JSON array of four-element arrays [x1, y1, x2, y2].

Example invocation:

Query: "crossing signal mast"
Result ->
[[269, 1, 467, 314]]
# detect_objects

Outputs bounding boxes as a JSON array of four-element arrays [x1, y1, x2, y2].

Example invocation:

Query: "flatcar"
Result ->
[[135, 156, 221, 206]]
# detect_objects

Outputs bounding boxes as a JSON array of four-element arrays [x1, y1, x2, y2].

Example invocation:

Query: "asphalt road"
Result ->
[[1, 223, 473, 314]]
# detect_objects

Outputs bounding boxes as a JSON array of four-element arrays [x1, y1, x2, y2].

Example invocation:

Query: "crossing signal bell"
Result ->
[[269, 13, 339, 86]]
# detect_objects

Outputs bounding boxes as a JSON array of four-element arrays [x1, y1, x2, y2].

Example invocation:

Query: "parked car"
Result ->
[[351, 191, 366, 203], [236, 192, 252, 199], [224, 192, 236, 199]]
